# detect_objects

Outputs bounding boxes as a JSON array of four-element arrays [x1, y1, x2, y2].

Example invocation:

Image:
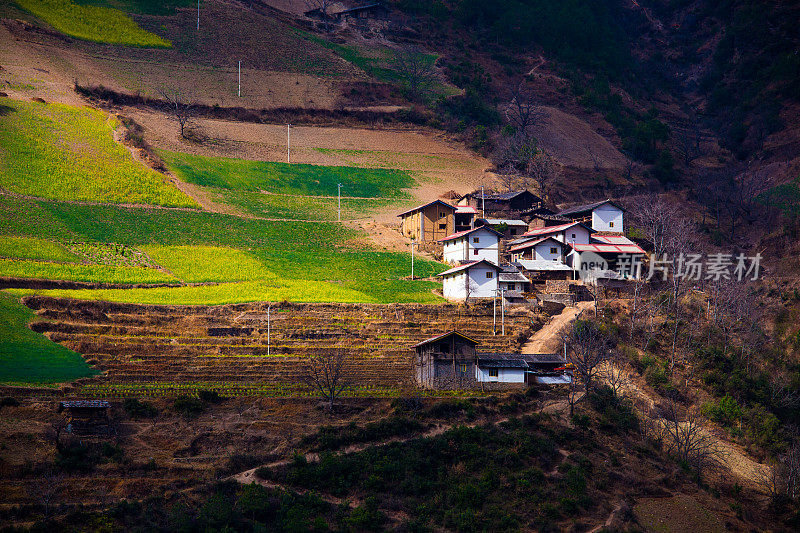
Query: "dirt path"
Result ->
[[522, 301, 594, 353]]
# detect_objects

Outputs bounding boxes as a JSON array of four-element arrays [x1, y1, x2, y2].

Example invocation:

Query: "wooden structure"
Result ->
[[398, 200, 456, 242], [58, 400, 113, 436], [413, 331, 478, 389], [458, 189, 543, 216]]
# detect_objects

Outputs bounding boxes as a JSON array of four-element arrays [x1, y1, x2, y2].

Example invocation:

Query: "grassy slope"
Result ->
[[0, 196, 445, 304], [0, 98, 197, 208], [0, 292, 96, 383], [13, 0, 170, 46], [0, 236, 80, 263]]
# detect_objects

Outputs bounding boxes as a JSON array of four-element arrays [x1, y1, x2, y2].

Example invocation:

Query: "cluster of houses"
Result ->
[[398, 190, 646, 302]]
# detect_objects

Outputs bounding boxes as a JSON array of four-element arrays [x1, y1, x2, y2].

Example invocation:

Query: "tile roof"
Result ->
[[480, 218, 528, 226], [437, 259, 501, 277], [522, 222, 592, 238], [412, 331, 478, 348], [572, 242, 645, 254], [438, 225, 504, 243], [397, 199, 455, 217], [508, 236, 563, 253], [514, 259, 573, 272], [557, 199, 623, 217]]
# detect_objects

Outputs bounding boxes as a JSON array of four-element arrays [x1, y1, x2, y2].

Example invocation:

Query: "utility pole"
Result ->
[[501, 287, 506, 336], [410, 240, 416, 279], [337, 183, 342, 221], [493, 290, 497, 335], [238, 61, 241, 97], [267, 304, 271, 357], [287, 124, 291, 163], [197, 0, 200, 31], [481, 185, 485, 218]]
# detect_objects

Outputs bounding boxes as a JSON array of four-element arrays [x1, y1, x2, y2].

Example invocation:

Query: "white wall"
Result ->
[[592, 203, 623, 232], [533, 240, 564, 261], [476, 366, 526, 383], [442, 228, 500, 265], [441, 265, 498, 300], [554, 225, 590, 245]]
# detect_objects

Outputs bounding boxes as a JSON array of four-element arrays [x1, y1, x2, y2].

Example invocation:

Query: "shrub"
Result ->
[[123, 398, 157, 419], [703, 395, 743, 427], [198, 389, 225, 404], [173, 395, 205, 418], [0, 397, 19, 407]]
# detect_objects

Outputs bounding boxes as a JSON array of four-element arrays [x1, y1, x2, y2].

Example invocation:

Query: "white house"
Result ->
[[514, 222, 592, 246], [508, 236, 567, 263], [439, 226, 503, 265], [475, 359, 527, 384], [438, 259, 500, 301], [557, 199, 624, 232]]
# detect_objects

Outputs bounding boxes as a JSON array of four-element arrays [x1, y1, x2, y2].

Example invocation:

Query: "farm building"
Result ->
[[397, 200, 456, 242], [557, 199, 624, 232], [58, 400, 113, 436], [498, 266, 530, 297], [413, 331, 478, 389], [477, 218, 529, 238], [304, 2, 387, 22], [413, 331, 571, 389], [438, 260, 500, 301], [523, 207, 570, 229], [454, 205, 478, 232], [439, 226, 503, 265], [458, 189, 543, 215], [571, 234, 646, 276]]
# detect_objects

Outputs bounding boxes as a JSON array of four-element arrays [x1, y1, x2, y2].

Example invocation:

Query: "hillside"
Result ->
[[1, 0, 799, 530]]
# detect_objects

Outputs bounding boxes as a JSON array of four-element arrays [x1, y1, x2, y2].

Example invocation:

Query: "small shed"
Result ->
[[413, 331, 478, 389], [58, 400, 113, 436]]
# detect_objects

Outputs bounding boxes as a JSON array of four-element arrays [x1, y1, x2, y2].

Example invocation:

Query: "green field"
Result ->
[[209, 189, 399, 221], [0, 258, 177, 284], [0, 292, 97, 383], [0, 236, 80, 263], [0, 99, 198, 207], [13, 0, 171, 46], [0, 196, 445, 303], [160, 151, 415, 199]]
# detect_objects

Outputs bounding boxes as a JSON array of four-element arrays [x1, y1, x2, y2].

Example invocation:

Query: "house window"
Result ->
[[473, 249, 479, 255], [489, 368, 499, 378], [550, 247, 558, 254], [439, 223, 446, 230], [460, 364, 467, 373], [571, 233, 576, 239], [486, 271, 493, 279], [609, 221, 614, 228], [439, 343, 449, 353], [510, 229, 517, 235], [473, 237, 479, 243], [440, 212, 446, 218]]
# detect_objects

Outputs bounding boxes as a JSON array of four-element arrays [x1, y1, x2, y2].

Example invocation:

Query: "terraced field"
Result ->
[[25, 296, 536, 396]]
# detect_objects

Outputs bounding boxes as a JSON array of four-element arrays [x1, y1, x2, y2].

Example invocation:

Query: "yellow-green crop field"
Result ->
[[0, 236, 80, 263], [0, 98, 198, 208], [13, 0, 171, 47], [0, 258, 178, 284]]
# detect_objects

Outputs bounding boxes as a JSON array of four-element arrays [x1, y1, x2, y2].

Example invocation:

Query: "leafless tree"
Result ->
[[770, 376, 800, 411], [761, 440, 800, 502], [503, 82, 544, 136], [391, 46, 437, 102], [629, 193, 681, 258], [562, 319, 611, 394], [599, 355, 632, 399], [566, 374, 583, 418], [157, 85, 196, 139], [660, 401, 722, 476], [305, 349, 349, 412], [26, 469, 62, 520], [304, 0, 335, 32]]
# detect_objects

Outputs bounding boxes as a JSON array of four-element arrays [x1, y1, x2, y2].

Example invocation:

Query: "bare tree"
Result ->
[[599, 354, 632, 399], [26, 469, 62, 520], [660, 401, 722, 477], [629, 193, 681, 259], [391, 46, 437, 102], [305, 349, 349, 412], [304, 0, 335, 32], [562, 319, 611, 394], [158, 85, 196, 139], [503, 82, 544, 136]]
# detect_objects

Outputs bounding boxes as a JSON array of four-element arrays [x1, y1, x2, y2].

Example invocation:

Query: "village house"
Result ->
[[508, 236, 568, 263], [413, 331, 571, 390], [438, 259, 500, 300], [570, 234, 646, 276], [514, 221, 594, 247], [458, 189, 543, 216], [477, 218, 529, 238], [439, 226, 503, 265], [556, 199, 625, 232], [397, 200, 456, 242], [498, 265, 530, 297], [454, 205, 478, 233]]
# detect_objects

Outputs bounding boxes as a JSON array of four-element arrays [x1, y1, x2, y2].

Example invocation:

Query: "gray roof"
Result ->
[[60, 400, 111, 408], [557, 199, 622, 217], [478, 359, 529, 368], [515, 259, 572, 272], [499, 272, 529, 283], [477, 353, 566, 366], [481, 218, 528, 226]]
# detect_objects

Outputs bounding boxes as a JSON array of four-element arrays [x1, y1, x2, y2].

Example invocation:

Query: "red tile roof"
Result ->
[[522, 221, 592, 237]]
